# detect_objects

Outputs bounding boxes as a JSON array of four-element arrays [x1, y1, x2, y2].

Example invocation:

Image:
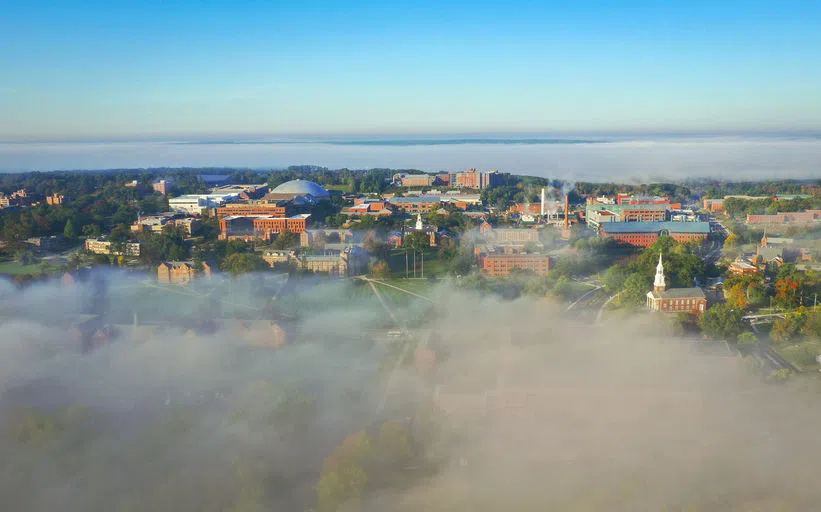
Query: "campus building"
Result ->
[[157, 261, 212, 285], [264, 179, 330, 203], [152, 179, 174, 195], [169, 192, 241, 215], [479, 222, 542, 247], [475, 246, 550, 276], [399, 174, 434, 187], [756, 234, 784, 266], [728, 258, 761, 276], [585, 202, 669, 229], [342, 199, 394, 217], [218, 214, 310, 241], [746, 210, 821, 225], [262, 247, 368, 276], [215, 201, 293, 218], [454, 168, 503, 189], [85, 237, 141, 256], [646, 254, 707, 315], [46, 193, 65, 205], [599, 222, 711, 248], [131, 214, 201, 236]]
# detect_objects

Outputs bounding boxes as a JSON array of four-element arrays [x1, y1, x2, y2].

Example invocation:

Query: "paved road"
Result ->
[[752, 342, 799, 373]]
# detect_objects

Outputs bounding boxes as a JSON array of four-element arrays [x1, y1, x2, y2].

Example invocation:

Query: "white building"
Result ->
[[85, 237, 141, 256], [168, 193, 240, 215]]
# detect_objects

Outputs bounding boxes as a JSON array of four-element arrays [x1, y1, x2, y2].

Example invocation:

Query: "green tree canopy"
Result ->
[[63, 218, 77, 239], [698, 303, 745, 340]]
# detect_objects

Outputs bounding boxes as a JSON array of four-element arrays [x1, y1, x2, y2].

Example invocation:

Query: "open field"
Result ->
[[772, 339, 821, 372], [0, 260, 60, 276], [386, 250, 450, 278]]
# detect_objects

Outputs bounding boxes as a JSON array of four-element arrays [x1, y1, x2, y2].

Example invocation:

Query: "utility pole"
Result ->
[[421, 252, 424, 279], [405, 252, 409, 278], [413, 251, 417, 278]]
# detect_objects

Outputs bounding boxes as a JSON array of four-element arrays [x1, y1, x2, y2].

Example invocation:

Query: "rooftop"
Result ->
[[270, 179, 329, 198], [588, 203, 669, 212], [650, 287, 706, 299], [601, 221, 711, 234], [389, 195, 444, 203]]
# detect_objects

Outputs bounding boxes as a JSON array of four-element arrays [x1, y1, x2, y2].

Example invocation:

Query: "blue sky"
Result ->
[[1, 0, 820, 139]]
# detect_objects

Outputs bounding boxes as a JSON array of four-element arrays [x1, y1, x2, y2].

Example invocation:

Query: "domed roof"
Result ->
[[271, 179, 329, 198]]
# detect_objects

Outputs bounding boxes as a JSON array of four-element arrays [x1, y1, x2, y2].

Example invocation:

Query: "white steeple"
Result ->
[[416, 213, 423, 230], [653, 252, 666, 294]]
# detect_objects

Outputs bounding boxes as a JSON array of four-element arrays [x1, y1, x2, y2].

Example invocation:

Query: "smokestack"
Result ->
[[564, 195, 569, 229], [541, 187, 546, 216]]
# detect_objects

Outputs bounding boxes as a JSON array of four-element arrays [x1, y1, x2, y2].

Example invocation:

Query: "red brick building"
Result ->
[[600, 222, 711, 248], [646, 254, 707, 315], [728, 258, 761, 276], [215, 201, 292, 218], [746, 210, 821, 225], [475, 246, 550, 276], [219, 214, 310, 240]]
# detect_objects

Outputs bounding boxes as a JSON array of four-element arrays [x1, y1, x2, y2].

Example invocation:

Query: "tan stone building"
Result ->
[[157, 261, 212, 285], [46, 193, 65, 205]]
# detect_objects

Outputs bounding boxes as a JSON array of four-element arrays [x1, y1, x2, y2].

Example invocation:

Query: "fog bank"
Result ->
[[2, 136, 821, 181]]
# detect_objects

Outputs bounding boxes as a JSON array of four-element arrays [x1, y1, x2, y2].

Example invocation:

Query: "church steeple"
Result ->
[[653, 252, 666, 294], [761, 231, 768, 247]]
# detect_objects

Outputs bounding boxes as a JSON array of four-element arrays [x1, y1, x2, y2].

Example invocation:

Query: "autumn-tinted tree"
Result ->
[[771, 308, 809, 343], [774, 276, 802, 309], [370, 260, 390, 278]]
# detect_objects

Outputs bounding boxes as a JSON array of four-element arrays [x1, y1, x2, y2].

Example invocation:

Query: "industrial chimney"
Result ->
[[540, 187, 546, 216], [560, 194, 571, 240]]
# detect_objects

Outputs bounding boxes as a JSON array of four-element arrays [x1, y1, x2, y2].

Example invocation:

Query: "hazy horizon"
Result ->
[[2, 133, 820, 182]]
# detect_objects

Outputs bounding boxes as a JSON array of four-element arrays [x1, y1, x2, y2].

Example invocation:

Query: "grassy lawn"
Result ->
[[0, 260, 54, 276], [772, 339, 821, 371], [386, 250, 446, 278], [370, 278, 439, 304], [565, 280, 598, 302]]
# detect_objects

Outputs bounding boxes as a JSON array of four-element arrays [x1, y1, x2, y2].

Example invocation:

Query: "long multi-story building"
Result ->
[[169, 193, 240, 215], [343, 199, 394, 217], [599, 222, 711, 248], [475, 246, 550, 276], [702, 195, 772, 212], [746, 210, 821, 225], [388, 196, 444, 214], [262, 247, 367, 276], [152, 179, 174, 195], [454, 168, 502, 189], [297, 247, 368, 276], [85, 237, 141, 256], [479, 223, 542, 247], [215, 201, 293, 218], [219, 214, 310, 240], [585, 202, 669, 229], [399, 174, 434, 187]]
